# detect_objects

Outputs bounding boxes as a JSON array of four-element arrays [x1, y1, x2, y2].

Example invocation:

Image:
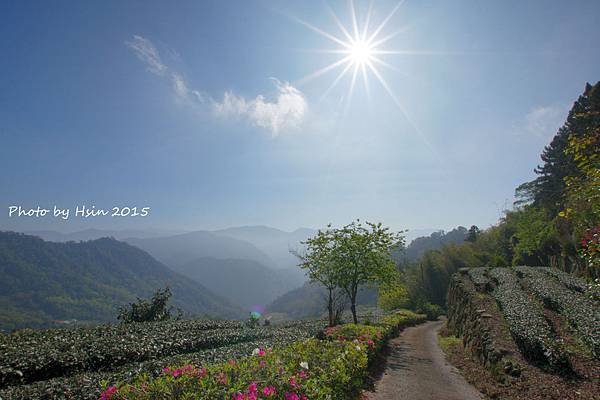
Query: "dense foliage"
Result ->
[[96, 312, 426, 400]]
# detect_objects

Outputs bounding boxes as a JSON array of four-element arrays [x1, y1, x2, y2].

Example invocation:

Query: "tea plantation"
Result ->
[[0, 319, 324, 399], [447, 266, 599, 399], [0, 312, 427, 399]]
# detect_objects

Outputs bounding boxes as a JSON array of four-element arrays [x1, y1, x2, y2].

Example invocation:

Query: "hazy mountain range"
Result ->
[[0, 225, 451, 328], [0, 231, 242, 330], [23, 226, 315, 313]]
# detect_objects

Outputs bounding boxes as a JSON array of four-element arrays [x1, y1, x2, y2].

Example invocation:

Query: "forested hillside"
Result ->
[[392, 226, 472, 266], [0, 232, 242, 330], [400, 82, 600, 309]]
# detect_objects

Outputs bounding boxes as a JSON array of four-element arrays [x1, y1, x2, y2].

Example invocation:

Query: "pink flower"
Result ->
[[233, 393, 244, 400], [298, 370, 308, 379], [285, 393, 300, 400], [162, 367, 171, 375], [198, 367, 207, 377], [259, 360, 267, 367], [367, 339, 375, 348], [248, 382, 258, 393], [263, 386, 276, 396], [229, 359, 237, 366], [217, 371, 228, 385], [289, 376, 300, 389], [258, 348, 266, 357], [99, 386, 117, 400]]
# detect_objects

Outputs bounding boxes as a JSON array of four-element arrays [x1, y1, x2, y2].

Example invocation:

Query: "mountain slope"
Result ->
[[213, 226, 315, 269], [0, 231, 242, 331], [26, 228, 185, 242], [125, 231, 274, 268], [173, 257, 305, 309]]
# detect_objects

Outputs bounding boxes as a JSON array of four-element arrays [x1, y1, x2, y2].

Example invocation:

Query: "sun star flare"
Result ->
[[296, 0, 408, 109]]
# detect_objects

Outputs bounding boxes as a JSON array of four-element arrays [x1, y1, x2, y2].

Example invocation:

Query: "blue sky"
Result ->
[[1, 0, 599, 234]]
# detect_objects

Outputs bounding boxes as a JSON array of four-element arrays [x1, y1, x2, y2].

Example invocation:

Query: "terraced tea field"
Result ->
[[0, 319, 325, 399], [447, 266, 599, 400]]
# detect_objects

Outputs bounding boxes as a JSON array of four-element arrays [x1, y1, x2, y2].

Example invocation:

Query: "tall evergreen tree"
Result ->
[[517, 82, 599, 215]]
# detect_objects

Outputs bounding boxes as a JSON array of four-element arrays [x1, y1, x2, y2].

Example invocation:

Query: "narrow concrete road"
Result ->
[[365, 320, 485, 400]]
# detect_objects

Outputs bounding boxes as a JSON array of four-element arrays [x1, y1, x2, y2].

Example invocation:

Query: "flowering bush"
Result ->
[[323, 324, 385, 356], [97, 318, 429, 400], [380, 310, 427, 335], [99, 338, 369, 400], [0, 321, 323, 399]]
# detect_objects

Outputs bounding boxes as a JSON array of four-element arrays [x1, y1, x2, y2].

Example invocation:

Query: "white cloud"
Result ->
[[125, 35, 306, 136], [524, 105, 566, 137], [125, 35, 167, 76], [213, 79, 307, 136]]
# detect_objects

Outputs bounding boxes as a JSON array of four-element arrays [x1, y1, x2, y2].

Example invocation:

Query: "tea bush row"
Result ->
[[488, 268, 570, 371], [516, 266, 600, 359], [0, 336, 312, 400], [0, 320, 324, 388], [467, 268, 490, 291]]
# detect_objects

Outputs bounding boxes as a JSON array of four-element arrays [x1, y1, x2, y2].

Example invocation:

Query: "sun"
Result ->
[[294, 1, 408, 109], [348, 39, 374, 65]]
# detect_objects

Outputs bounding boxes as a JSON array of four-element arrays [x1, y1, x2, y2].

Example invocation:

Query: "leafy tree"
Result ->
[[117, 287, 181, 323], [510, 206, 562, 266], [520, 82, 598, 216], [298, 221, 403, 324], [559, 85, 600, 271], [465, 225, 481, 242], [294, 228, 345, 327], [378, 271, 409, 311], [331, 220, 404, 323]]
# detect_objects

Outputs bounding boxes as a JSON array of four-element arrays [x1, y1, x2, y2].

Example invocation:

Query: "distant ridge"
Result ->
[[0, 231, 243, 331]]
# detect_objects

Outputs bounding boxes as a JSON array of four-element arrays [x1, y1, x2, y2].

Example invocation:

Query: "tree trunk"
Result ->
[[350, 285, 358, 324], [327, 287, 334, 327], [350, 301, 357, 324]]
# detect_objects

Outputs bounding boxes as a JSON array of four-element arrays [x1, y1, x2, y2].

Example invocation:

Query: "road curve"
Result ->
[[364, 320, 485, 400]]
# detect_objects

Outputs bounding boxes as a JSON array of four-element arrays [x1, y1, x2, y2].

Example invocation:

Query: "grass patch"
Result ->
[[438, 334, 462, 354]]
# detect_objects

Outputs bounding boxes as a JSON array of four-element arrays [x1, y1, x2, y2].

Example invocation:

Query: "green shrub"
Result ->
[[417, 303, 444, 320], [378, 281, 409, 311], [118, 287, 181, 324], [380, 310, 427, 334]]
